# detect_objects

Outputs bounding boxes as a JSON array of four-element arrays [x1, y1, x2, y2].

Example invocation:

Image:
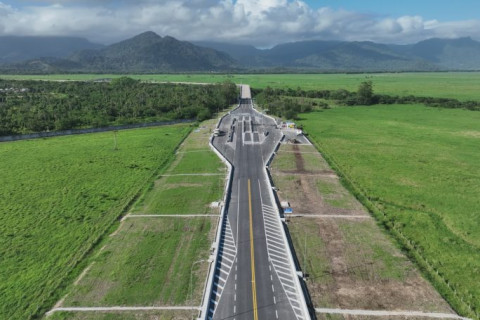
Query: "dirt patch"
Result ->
[[292, 217, 453, 313], [274, 142, 453, 314], [164, 183, 205, 189], [293, 144, 306, 172]]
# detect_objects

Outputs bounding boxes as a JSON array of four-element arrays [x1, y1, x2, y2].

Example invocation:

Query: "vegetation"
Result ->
[[3, 73, 480, 100], [0, 125, 190, 320], [49, 310, 192, 320], [63, 217, 213, 306], [299, 105, 480, 318], [271, 143, 451, 313], [0, 78, 237, 135], [255, 82, 480, 119], [132, 117, 226, 215]]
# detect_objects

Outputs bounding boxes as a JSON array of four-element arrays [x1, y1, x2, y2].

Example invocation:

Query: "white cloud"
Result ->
[[0, 0, 479, 46]]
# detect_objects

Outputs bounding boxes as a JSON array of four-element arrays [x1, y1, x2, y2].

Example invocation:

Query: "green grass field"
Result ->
[[131, 118, 226, 215], [63, 217, 214, 307], [53, 115, 226, 319], [0, 125, 190, 320], [300, 104, 480, 316], [49, 310, 193, 320], [2, 72, 480, 100]]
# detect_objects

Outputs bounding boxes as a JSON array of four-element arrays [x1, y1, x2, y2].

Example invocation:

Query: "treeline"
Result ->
[[254, 82, 480, 119], [0, 77, 238, 135]]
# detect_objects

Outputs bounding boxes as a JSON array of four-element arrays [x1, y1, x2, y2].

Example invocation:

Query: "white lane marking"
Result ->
[[222, 255, 234, 264], [236, 179, 240, 247]]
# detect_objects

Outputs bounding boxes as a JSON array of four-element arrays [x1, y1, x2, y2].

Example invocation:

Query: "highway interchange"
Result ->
[[206, 86, 310, 320]]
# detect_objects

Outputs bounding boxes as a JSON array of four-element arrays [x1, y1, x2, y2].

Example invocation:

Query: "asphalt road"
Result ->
[[208, 88, 307, 320]]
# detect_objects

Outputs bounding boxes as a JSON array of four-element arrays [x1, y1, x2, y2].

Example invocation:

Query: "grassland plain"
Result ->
[[51, 116, 227, 319], [299, 104, 480, 318], [61, 217, 215, 307], [0, 124, 191, 320], [270, 143, 453, 318], [2, 72, 480, 100]]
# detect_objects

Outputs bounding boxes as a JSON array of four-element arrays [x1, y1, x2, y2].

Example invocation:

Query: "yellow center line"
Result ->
[[248, 179, 259, 320]]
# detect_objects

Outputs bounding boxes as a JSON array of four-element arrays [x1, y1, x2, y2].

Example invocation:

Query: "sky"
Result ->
[[0, 0, 479, 47]]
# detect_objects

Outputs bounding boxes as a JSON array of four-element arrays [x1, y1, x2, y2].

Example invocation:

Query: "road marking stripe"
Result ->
[[221, 255, 234, 264], [267, 237, 286, 247], [269, 252, 289, 262], [248, 179, 259, 320], [268, 246, 287, 256]]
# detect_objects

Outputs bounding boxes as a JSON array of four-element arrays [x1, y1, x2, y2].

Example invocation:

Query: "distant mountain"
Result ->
[[399, 37, 480, 70], [197, 38, 480, 71], [0, 36, 103, 63], [67, 32, 237, 72], [196, 40, 438, 71], [2, 32, 480, 73], [194, 41, 264, 67]]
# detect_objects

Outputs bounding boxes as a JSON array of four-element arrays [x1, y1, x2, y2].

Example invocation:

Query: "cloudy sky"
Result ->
[[0, 0, 479, 47]]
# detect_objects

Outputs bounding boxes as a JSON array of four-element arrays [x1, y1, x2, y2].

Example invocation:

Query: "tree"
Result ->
[[357, 81, 374, 105]]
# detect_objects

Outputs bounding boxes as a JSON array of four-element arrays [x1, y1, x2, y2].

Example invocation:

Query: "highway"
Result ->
[[207, 85, 309, 320]]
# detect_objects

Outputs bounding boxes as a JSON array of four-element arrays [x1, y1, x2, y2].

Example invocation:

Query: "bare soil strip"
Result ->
[[315, 308, 471, 320], [271, 142, 456, 316], [47, 306, 200, 315]]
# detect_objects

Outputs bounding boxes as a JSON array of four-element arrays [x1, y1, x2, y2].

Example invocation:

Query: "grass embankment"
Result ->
[[271, 144, 451, 316], [0, 125, 191, 320], [3, 72, 480, 100], [55, 117, 226, 319], [299, 104, 480, 318]]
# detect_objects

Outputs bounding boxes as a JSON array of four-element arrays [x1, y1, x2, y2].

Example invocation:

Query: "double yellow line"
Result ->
[[248, 179, 259, 320]]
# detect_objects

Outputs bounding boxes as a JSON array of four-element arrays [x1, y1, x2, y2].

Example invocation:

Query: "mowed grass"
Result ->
[[49, 310, 192, 320], [133, 175, 224, 215], [63, 217, 214, 307], [3, 72, 480, 100], [55, 115, 227, 319], [300, 104, 480, 315], [0, 125, 190, 320], [132, 118, 226, 215]]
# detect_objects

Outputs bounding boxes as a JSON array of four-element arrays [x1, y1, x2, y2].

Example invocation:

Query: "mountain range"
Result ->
[[1, 31, 480, 73]]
